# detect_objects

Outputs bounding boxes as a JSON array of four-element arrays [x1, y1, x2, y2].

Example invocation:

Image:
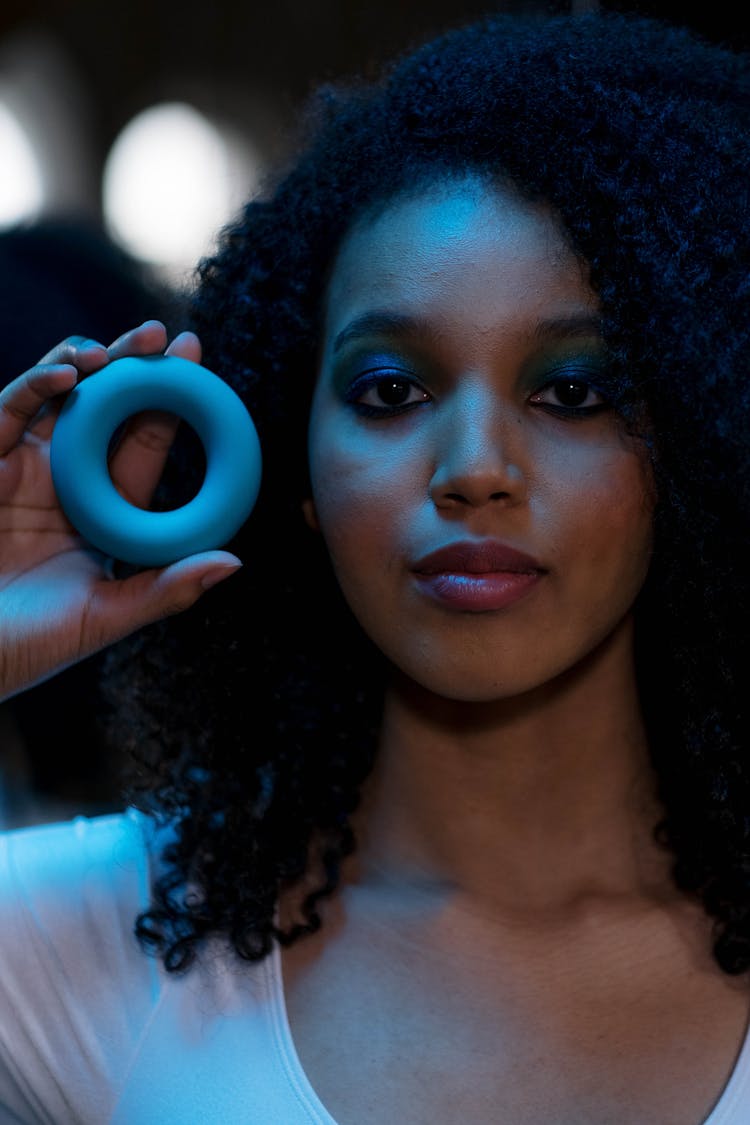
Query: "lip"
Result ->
[[412, 540, 544, 575], [411, 539, 546, 612]]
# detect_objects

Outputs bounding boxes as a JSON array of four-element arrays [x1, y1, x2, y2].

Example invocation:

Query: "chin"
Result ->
[[389, 635, 617, 710], [391, 660, 551, 708]]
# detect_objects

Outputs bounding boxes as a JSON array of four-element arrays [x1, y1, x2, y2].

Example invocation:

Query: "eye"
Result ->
[[345, 369, 431, 417], [529, 371, 610, 417]]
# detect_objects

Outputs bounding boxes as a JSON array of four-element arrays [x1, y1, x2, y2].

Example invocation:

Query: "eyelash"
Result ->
[[344, 367, 611, 420], [529, 372, 611, 419], [345, 369, 429, 418]]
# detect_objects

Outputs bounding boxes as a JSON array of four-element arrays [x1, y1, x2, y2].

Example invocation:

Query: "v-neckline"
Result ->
[[267, 900, 750, 1125]]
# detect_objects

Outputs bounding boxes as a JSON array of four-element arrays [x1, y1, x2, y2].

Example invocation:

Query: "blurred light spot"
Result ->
[[0, 31, 98, 220], [0, 101, 44, 227], [102, 101, 261, 284]]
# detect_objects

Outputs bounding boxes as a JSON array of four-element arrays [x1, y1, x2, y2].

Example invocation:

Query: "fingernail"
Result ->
[[201, 564, 243, 591]]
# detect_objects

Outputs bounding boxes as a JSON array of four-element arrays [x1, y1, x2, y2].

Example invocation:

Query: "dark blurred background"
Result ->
[[1, 0, 747, 253], [0, 0, 747, 827], [7, 0, 743, 170]]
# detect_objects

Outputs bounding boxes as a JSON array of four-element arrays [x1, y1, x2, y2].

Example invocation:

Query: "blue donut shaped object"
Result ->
[[50, 354, 262, 567]]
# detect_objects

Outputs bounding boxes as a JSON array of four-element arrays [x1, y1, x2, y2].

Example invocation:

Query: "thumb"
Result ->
[[89, 552, 244, 646]]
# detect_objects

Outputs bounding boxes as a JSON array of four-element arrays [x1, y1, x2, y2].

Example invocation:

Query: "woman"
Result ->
[[1, 10, 749, 1123]]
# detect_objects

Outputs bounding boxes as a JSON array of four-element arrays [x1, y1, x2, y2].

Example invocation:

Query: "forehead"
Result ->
[[323, 177, 596, 338]]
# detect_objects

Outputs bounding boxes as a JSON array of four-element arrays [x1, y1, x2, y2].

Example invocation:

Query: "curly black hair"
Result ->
[[96, 9, 750, 974]]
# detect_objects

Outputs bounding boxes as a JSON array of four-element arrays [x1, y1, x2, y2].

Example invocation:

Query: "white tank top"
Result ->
[[0, 810, 748, 1123]]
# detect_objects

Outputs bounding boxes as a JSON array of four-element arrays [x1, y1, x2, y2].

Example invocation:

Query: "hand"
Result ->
[[0, 320, 243, 704]]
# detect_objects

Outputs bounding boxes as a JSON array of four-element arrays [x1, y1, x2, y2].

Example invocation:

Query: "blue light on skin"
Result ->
[[297, 173, 661, 954], [336, 329, 611, 422], [303, 172, 655, 707]]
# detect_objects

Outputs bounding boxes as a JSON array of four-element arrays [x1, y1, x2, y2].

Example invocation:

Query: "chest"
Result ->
[[280, 899, 750, 1125]]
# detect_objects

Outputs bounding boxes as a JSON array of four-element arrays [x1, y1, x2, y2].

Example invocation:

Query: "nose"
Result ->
[[429, 380, 526, 510]]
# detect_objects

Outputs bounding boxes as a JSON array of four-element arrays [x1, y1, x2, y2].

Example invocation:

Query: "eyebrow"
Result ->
[[331, 310, 603, 355], [532, 314, 603, 341], [331, 311, 431, 354]]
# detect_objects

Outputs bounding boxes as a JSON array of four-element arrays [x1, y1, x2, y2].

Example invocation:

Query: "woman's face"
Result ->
[[304, 176, 654, 702]]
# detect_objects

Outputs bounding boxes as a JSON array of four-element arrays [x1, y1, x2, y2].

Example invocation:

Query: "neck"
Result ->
[[345, 616, 672, 923]]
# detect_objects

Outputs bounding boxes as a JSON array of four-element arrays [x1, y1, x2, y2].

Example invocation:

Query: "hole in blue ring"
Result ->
[[106, 412, 207, 512]]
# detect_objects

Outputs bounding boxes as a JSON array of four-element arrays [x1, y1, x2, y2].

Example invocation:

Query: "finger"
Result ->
[[22, 336, 113, 443], [38, 335, 110, 376], [107, 407, 182, 508], [84, 551, 244, 655], [0, 363, 79, 456], [165, 331, 202, 364], [44, 323, 172, 445], [108, 334, 204, 507], [107, 320, 168, 361]]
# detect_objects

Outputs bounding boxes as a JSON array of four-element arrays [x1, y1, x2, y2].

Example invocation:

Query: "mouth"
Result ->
[[411, 540, 546, 612], [412, 539, 545, 576]]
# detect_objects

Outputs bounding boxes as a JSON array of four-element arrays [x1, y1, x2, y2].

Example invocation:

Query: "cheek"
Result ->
[[548, 449, 655, 598], [311, 467, 404, 570], [307, 417, 418, 553]]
